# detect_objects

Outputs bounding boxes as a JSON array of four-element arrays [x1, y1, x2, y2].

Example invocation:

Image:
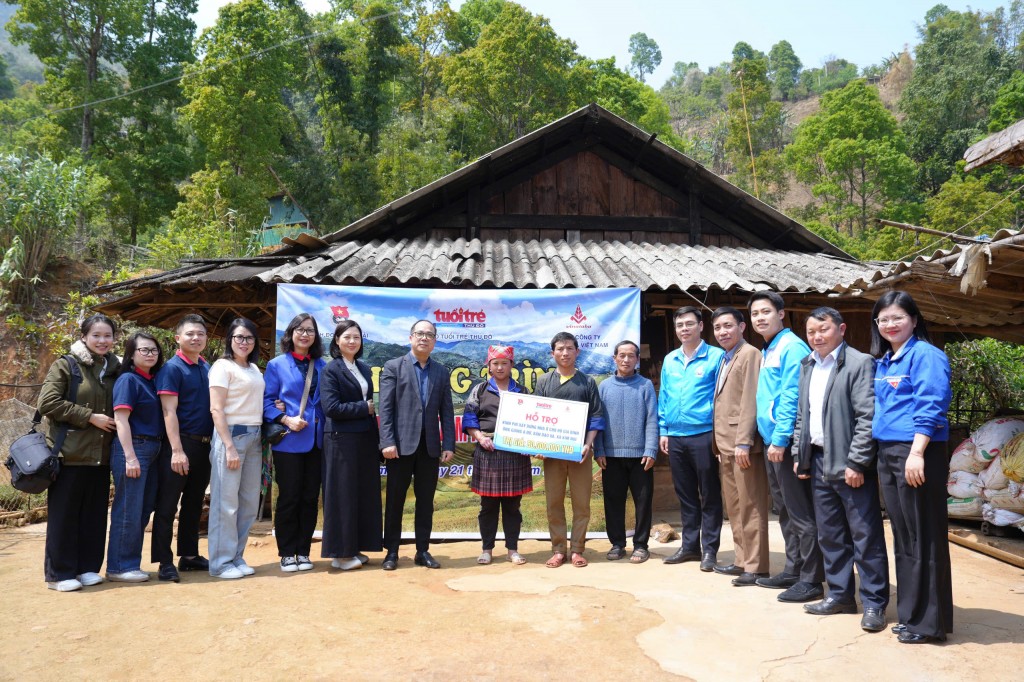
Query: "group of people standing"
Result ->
[[36, 289, 953, 645], [650, 290, 953, 644]]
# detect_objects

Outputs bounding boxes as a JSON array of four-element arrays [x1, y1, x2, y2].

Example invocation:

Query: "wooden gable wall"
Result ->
[[405, 150, 752, 247]]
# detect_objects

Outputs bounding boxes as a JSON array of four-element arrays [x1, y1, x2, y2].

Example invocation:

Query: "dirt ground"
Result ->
[[2, 517, 1023, 681]]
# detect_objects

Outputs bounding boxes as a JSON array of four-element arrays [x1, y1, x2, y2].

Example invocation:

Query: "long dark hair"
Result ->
[[222, 318, 260, 364], [870, 291, 931, 357], [120, 331, 165, 376], [280, 312, 323, 358], [330, 320, 364, 360]]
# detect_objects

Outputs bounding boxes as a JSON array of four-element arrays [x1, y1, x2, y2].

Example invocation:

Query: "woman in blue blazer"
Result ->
[[263, 313, 327, 572], [319, 320, 383, 571]]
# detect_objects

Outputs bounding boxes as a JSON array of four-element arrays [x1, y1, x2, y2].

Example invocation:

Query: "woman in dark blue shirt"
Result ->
[[871, 291, 952, 644], [107, 332, 165, 583]]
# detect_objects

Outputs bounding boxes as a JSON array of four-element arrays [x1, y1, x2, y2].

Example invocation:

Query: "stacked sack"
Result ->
[[948, 417, 1024, 524]]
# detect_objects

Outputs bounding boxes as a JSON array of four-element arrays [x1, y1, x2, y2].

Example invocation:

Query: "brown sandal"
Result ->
[[545, 552, 566, 568], [571, 552, 588, 567]]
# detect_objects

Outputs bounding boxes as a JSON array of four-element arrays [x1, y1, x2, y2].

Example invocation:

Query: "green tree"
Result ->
[[726, 47, 785, 201], [924, 173, 1016, 236], [446, 0, 506, 52], [787, 80, 915, 234], [900, 6, 1009, 192], [988, 70, 1024, 131], [0, 153, 88, 305], [442, 2, 579, 151], [628, 32, 661, 83], [767, 40, 801, 101], [0, 55, 14, 99]]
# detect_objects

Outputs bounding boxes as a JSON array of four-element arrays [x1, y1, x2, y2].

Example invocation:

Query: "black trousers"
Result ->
[[878, 440, 953, 639], [479, 495, 523, 550], [667, 432, 722, 554], [151, 437, 211, 565], [273, 447, 323, 557], [383, 437, 439, 553], [812, 451, 889, 608], [602, 457, 654, 550], [44, 465, 110, 582], [322, 430, 383, 558], [766, 446, 824, 583]]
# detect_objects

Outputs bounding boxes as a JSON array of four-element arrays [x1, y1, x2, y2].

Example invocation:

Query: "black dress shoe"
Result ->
[[891, 623, 907, 634], [663, 548, 700, 564], [699, 552, 717, 572], [861, 607, 886, 632], [803, 597, 857, 615], [778, 581, 825, 603], [177, 555, 209, 572], [712, 563, 743, 576], [414, 551, 441, 569], [898, 631, 941, 644], [381, 553, 399, 571], [732, 571, 769, 586], [755, 572, 799, 589], [158, 563, 180, 583]]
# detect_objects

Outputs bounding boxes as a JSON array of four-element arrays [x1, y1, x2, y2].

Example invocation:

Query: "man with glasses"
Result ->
[[378, 320, 456, 570], [659, 306, 725, 571], [152, 314, 214, 582], [749, 292, 824, 604]]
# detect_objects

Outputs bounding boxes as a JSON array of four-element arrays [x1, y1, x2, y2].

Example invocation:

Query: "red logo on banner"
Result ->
[[570, 305, 587, 324], [331, 306, 350, 323]]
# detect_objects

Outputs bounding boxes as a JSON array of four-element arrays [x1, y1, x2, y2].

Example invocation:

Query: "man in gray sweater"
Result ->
[[595, 341, 659, 563]]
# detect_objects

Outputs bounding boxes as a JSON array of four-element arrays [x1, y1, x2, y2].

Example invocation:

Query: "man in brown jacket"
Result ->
[[709, 307, 770, 586]]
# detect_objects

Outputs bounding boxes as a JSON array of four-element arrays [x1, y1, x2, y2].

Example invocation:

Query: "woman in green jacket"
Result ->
[[37, 314, 121, 592]]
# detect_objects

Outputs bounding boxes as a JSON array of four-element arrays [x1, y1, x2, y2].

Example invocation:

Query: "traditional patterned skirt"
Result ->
[[471, 445, 534, 497]]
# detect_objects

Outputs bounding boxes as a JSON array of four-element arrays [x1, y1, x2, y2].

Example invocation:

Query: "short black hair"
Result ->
[[711, 306, 744, 326], [409, 319, 437, 335], [175, 313, 206, 333], [808, 306, 844, 326], [747, 291, 785, 312], [613, 340, 640, 356], [81, 313, 116, 337], [550, 331, 578, 351], [330, 320, 364, 360], [222, 318, 260, 364], [870, 291, 930, 357], [672, 306, 702, 324], [280, 313, 323, 358], [120, 331, 164, 376]]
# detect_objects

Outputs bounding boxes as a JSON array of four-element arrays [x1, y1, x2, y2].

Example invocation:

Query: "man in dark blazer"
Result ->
[[792, 307, 889, 632], [709, 307, 771, 586], [378, 319, 455, 570]]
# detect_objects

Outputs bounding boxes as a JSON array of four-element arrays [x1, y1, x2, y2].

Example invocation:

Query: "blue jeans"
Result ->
[[106, 437, 161, 573], [208, 425, 262, 576]]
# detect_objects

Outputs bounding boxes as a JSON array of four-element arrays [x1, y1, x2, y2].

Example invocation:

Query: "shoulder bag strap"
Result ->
[[45, 355, 83, 457], [297, 359, 315, 417]]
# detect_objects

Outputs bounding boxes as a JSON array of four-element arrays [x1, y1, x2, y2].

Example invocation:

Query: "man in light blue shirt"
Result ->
[[749, 291, 824, 604], [658, 306, 725, 570]]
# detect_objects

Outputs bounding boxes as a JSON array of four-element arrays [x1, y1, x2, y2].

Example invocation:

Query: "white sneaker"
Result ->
[[47, 579, 83, 592], [214, 566, 244, 580], [106, 570, 150, 583], [280, 556, 299, 573], [76, 572, 104, 586], [234, 562, 255, 576], [331, 557, 363, 571], [296, 555, 314, 571]]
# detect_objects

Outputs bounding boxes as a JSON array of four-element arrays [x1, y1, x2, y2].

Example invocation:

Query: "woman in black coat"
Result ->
[[319, 320, 383, 570]]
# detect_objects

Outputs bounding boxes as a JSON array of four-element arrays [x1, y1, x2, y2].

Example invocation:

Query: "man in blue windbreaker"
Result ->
[[749, 292, 824, 603]]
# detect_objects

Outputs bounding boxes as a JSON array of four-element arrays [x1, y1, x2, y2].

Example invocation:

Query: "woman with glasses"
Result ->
[[106, 332, 165, 583], [207, 318, 265, 579], [870, 291, 952, 644], [319, 320, 383, 571], [263, 313, 326, 572]]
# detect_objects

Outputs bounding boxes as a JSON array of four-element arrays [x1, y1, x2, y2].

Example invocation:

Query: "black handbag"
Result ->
[[263, 358, 316, 447], [5, 355, 82, 494]]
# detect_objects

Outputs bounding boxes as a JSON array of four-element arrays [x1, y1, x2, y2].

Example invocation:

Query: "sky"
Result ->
[[195, 0, 989, 87]]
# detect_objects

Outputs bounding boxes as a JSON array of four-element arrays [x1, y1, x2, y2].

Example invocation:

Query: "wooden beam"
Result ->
[[689, 191, 702, 246], [431, 214, 688, 231]]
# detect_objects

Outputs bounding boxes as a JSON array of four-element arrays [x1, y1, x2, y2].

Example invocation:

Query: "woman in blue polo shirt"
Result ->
[[106, 331, 165, 583], [263, 313, 326, 573], [871, 291, 952, 644]]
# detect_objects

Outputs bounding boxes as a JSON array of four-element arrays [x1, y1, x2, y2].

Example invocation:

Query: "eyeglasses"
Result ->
[[232, 335, 256, 344], [412, 331, 436, 339], [675, 322, 699, 330], [136, 347, 160, 356], [874, 315, 909, 327], [294, 328, 317, 336]]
